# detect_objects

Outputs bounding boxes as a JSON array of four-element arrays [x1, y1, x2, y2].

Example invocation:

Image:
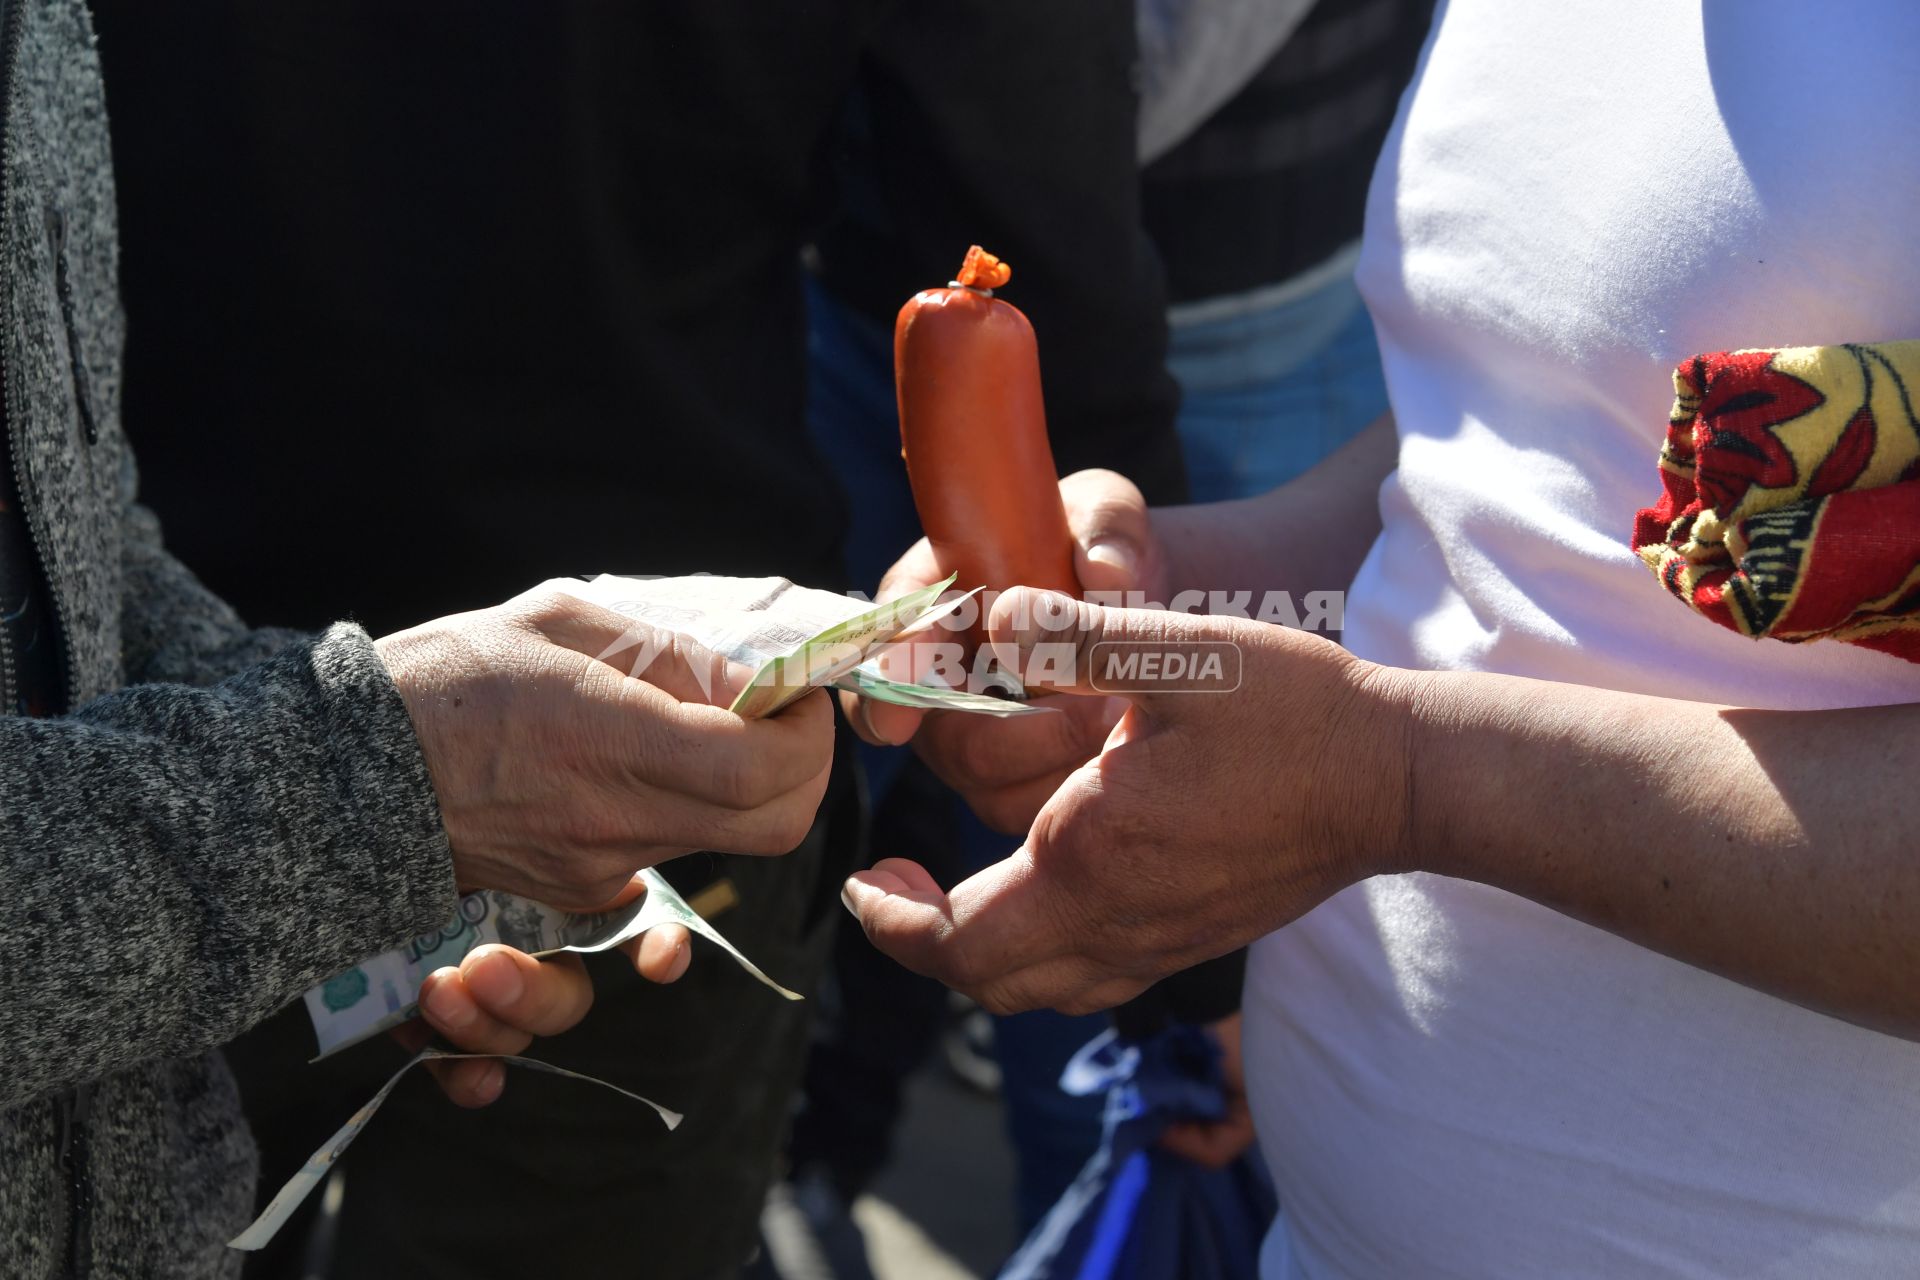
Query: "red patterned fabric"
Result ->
[[1632, 343, 1920, 663]]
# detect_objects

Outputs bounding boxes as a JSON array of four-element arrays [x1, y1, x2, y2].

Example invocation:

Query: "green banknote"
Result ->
[[305, 867, 795, 1059], [726, 574, 958, 717]]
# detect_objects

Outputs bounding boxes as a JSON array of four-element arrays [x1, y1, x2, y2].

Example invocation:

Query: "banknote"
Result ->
[[229, 1047, 679, 1252], [560, 570, 963, 718], [595, 866, 802, 1000], [306, 866, 795, 1059], [728, 575, 960, 717], [837, 665, 1045, 717], [561, 570, 1048, 719]]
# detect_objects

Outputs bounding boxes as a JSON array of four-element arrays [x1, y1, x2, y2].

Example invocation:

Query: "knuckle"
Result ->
[[561, 798, 630, 857], [1073, 604, 1112, 669], [977, 973, 1047, 1017], [733, 799, 816, 856], [514, 588, 580, 629], [1067, 470, 1144, 522], [939, 941, 985, 992], [951, 722, 1010, 789], [789, 694, 836, 759], [706, 750, 764, 811], [769, 796, 819, 852], [579, 870, 632, 908]]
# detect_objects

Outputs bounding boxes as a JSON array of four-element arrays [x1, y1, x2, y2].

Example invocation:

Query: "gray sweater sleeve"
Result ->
[[0, 621, 457, 1109]]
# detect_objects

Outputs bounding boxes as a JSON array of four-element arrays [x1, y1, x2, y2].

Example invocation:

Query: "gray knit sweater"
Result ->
[[0, 2, 458, 1275]]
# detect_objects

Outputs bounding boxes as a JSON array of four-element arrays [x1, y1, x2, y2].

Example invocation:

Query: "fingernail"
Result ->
[[465, 950, 524, 1009], [840, 880, 862, 917], [423, 972, 476, 1029], [478, 1062, 506, 1103], [1086, 539, 1139, 583]]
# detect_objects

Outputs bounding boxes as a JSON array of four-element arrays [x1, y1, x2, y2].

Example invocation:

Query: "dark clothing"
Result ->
[[0, 433, 62, 717], [787, 756, 961, 1201], [94, 2, 860, 631], [88, 3, 1182, 1277], [1143, 0, 1435, 302], [92, 1, 1183, 638], [810, 8, 1185, 500], [0, 5, 455, 1275], [1112, 951, 1249, 1041]]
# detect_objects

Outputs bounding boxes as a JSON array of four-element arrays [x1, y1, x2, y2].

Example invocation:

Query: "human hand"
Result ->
[[405, 878, 693, 1107], [842, 588, 1417, 1014], [378, 585, 834, 910], [1158, 1013, 1255, 1169], [843, 469, 1169, 834]]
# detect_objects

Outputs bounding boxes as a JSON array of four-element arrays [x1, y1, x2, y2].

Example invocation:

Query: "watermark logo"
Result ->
[[586, 577, 1342, 701], [1087, 640, 1242, 693]]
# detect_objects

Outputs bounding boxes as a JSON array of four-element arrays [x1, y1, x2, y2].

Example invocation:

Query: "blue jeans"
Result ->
[[1170, 270, 1391, 503]]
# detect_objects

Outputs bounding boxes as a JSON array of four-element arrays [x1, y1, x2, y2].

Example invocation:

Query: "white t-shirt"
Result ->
[[1247, 2, 1920, 1276]]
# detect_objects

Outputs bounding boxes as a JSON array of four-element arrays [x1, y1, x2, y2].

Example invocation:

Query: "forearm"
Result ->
[[1403, 669, 1920, 1038], [0, 625, 454, 1105], [1156, 413, 1396, 600]]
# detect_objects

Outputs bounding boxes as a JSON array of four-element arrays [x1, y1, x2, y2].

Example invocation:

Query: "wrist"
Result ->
[[1390, 668, 1486, 882], [1333, 656, 1433, 882]]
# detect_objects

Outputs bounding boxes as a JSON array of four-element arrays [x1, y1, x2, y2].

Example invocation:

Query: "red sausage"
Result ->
[[895, 246, 1077, 650]]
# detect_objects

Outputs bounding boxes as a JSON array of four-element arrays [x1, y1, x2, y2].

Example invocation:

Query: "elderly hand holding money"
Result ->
[[378, 584, 836, 911], [363, 579, 859, 1109], [366, 585, 823, 1108], [233, 569, 1035, 1250]]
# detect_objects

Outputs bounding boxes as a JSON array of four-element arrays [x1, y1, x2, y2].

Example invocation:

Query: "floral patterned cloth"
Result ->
[[1632, 343, 1920, 664]]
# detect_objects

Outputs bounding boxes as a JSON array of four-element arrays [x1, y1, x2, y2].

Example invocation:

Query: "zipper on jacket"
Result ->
[[0, 0, 11, 724], [0, 0, 75, 720], [53, 1084, 94, 1280], [0, 592, 14, 712], [0, 2, 90, 1274]]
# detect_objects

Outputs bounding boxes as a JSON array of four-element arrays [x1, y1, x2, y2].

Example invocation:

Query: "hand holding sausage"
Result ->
[[844, 469, 1169, 833]]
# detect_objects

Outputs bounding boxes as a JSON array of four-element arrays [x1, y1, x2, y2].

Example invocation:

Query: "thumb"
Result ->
[[986, 588, 1231, 708], [1061, 468, 1152, 596], [841, 858, 956, 977]]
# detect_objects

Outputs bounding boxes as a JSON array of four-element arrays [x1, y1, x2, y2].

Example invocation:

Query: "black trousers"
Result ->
[[786, 754, 962, 1201]]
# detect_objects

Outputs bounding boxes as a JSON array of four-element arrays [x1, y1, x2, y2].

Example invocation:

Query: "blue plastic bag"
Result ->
[[998, 1024, 1277, 1280]]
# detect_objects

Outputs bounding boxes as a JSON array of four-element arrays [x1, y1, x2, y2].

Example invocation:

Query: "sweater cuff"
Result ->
[[295, 623, 456, 962]]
